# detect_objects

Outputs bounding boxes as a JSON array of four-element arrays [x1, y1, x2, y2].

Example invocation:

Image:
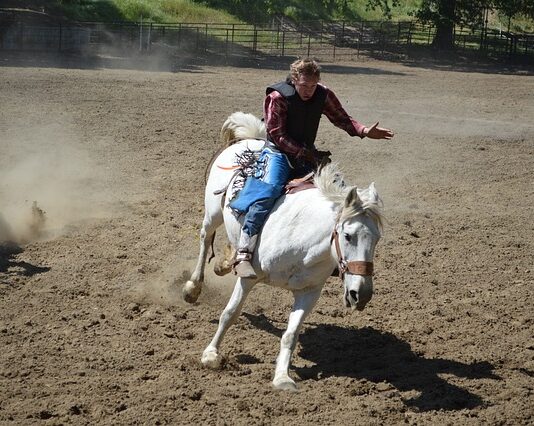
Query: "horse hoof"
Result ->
[[182, 281, 201, 304], [201, 349, 223, 369], [213, 262, 232, 276], [272, 376, 298, 391]]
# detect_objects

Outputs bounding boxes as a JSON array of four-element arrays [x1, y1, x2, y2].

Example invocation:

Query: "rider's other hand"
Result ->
[[364, 122, 394, 140]]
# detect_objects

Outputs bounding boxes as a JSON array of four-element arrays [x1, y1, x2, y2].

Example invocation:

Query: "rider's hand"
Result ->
[[364, 122, 394, 140]]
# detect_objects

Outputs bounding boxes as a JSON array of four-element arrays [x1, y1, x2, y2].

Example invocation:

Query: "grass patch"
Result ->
[[113, 0, 241, 23]]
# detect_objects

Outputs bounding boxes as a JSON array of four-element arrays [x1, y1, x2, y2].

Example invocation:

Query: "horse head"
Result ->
[[335, 183, 383, 311]]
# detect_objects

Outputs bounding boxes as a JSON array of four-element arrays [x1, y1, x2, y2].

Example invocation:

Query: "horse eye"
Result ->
[[344, 233, 352, 242]]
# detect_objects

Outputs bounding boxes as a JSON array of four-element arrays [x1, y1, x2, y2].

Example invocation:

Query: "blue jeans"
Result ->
[[229, 147, 291, 237]]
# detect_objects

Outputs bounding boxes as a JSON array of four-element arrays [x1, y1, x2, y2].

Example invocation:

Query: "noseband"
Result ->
[[331, 229, 374, 279]]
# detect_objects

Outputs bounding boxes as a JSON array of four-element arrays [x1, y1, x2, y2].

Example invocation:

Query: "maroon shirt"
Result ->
[[263, 83, 367, 157]]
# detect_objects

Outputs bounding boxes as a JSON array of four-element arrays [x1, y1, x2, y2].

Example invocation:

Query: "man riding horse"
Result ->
[[230, 58, 394, 278]]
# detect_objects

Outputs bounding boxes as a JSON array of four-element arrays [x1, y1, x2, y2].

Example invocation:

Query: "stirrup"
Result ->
[[235, 251, 252, 262], [233, 251, 257, 278]]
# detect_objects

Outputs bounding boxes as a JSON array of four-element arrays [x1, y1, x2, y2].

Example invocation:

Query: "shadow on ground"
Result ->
[[1, 45, 531, 76], [0, 49, 409, 76], [243, 312, 500, 412], [367, 47, 534, 76], [0, 242, 50, 279]]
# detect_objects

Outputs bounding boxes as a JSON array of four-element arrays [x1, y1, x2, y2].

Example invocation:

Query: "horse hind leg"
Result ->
[[183, 210, 222, 303]]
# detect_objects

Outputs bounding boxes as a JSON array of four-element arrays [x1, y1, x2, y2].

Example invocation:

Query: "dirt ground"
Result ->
[[1, 52, 533, 425]]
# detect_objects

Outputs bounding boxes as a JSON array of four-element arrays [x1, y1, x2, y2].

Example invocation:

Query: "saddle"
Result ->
[[284, 151, 333, 195], [284, 172, 316, 194]]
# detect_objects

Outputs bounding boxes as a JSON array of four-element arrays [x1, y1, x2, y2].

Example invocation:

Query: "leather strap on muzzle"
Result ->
[[331, 229, 374, 279]]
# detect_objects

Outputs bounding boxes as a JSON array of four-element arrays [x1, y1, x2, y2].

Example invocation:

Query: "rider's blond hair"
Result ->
[[289, 58, 321, 82]]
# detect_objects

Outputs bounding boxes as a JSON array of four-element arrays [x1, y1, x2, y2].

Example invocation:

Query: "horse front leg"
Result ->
[[202, 277, 255, 369], [273, 288, 322, 391], [183, 210, 222, 303]]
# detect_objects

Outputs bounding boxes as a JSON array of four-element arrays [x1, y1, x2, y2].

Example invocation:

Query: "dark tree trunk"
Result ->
[[432, 0, 456, 50]]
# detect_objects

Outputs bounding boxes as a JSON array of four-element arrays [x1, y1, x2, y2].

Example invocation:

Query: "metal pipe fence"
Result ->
[[1, 19, 532, 62]]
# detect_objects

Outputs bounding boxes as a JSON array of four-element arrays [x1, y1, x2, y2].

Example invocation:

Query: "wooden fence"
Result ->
[[1, 19, 533, 62]]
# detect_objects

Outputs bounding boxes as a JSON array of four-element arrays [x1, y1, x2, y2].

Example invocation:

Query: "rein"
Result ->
[[331, 228, 374, 279]]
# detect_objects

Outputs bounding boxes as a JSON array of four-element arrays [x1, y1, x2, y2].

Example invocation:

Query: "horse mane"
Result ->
[[313, 163, 348, 205], [220, 111, 266, 147], [314, 163, 384, 232]]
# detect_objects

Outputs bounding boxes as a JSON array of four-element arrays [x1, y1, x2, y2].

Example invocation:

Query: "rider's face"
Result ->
[[293, 75, 319, 101]]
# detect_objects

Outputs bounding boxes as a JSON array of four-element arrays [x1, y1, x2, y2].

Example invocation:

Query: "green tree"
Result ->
[[493, 0, 534, 31], [410, 0, 492, 49], [369, 0, 534, 50]]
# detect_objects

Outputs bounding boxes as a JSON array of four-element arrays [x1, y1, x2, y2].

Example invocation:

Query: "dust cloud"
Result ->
[[130, 255, 238, 309], [0, 118, 118, 244]]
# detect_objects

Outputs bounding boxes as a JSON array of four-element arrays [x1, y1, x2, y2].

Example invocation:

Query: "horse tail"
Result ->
[[204, 112, 265, 183], [220, 111, 266, 147]]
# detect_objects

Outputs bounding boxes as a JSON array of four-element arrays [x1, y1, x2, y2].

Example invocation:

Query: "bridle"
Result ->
[[331, 227, 374, 280]]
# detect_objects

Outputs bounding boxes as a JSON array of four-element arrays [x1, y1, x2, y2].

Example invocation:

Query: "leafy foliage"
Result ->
[[381, 0, 534, 49], [9, 0, 534, 30], [193, 0, 367, 23], [365, 0, 400, 19]]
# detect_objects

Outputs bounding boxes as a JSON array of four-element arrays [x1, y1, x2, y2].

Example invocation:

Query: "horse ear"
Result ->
[[344, 187, 361, 208], [367, 182, 379, 203]]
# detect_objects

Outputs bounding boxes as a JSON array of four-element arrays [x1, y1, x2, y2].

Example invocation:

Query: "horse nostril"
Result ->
[[349, 290, 358, 302]]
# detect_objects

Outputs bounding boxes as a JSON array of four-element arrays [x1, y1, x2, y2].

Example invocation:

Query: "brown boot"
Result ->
[[233, 232, 258, 279], [234, 251, 257, 279]]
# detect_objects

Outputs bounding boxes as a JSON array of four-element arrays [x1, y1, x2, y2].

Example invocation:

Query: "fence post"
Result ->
[[58, 23, 62, 51], [356, 20, 363, 58], [484, 7, 489, 51], [253, 25, 257, 53], [281, 31, 285, 57], [148, 22, 152, 51], [332, 30, 337, 61], [205, 23, 208, 53], [307, 33, 311, 57], [383, 21, 387, 55], [20, 21, 24, 50], [225, 28, 229, 60], [139, 17, 143, 51]]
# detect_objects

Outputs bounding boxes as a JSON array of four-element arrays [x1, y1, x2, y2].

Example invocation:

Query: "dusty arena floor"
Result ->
[[1, 54, 533, 425]]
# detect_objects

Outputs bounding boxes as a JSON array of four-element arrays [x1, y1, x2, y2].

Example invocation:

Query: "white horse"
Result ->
[[183, 112, 383, 390]]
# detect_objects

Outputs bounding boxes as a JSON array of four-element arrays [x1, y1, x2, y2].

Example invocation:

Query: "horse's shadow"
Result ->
[[0, 242, 50, 278], [242, 312, 499, 412]]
